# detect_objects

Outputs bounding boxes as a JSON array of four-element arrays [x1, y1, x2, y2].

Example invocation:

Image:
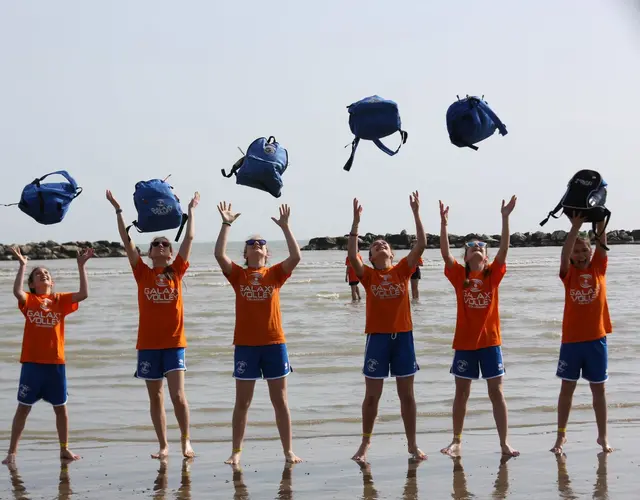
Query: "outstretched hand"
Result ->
[[439, 200, 449, 225], [501, 195, 517, 217], [188, 192, 200, 210], [10, 246, 27, 266], [106, 190, 121, 210], [352, 198, 363, 224], [77, 248, 94, 266], [217, 201, 241, 224], [570, 212, 587, 228], [409, 191, 420, 214], [271, 204, 291, 228]]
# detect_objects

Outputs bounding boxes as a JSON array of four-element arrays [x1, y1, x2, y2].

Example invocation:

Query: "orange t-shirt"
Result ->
[[224, 262, 291, 346], [133, 254, 189, 350], [560, 251, 612, 344], [360, 257, 414, 334], [19, 292, 78, 364], [445, 259, 506, 351], [346, 255, 362, 283]]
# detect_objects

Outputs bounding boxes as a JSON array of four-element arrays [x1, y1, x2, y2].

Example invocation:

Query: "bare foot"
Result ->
[[1, 453, 16, 465], [501, 443, 520, 457], [60, 449, 81, 462], [285, 451, 303, 464], [550, 435, 567, 455], [181, 437, 196, 458], [597, 437, 613, 453], [151, 447, 169, 460], [225, 450, 242, 465], [440, 440, 462, 457], [352, 441, 370, 463], [408, 445, 427, 461]]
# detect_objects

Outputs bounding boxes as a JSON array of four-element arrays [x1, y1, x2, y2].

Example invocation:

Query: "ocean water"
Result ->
[[0, 242, 638, 453]]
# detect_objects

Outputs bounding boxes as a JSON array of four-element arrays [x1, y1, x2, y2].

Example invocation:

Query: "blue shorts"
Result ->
[[17, 363, 67, 406], [234, 344, 291, 380], [363, 331, 419, 379], [135, 348, 186, 380], [450, 346, 505, 380], [556, 337, 608, 383]]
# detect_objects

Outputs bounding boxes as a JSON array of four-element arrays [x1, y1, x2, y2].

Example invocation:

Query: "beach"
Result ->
[[0, 242, 638, 499]]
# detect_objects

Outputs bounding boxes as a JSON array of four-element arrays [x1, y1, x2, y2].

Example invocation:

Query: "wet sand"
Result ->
[[1, 420, 636, 499]]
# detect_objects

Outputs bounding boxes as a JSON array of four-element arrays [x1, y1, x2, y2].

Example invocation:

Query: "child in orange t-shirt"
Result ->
[[348, 192, 427, 464], [550, 214, 613, 455], [345, 253, 362, 301], [214, 201, 303, 466], [106, 189, 200, 460], [2, 245, 93, 466], [439, 196, 520, 458]]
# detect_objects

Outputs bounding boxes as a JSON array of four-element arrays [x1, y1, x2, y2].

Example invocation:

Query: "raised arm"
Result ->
[[272, 204, 301, 275], [439, 200, 455, 269], [348, 198, 366, 279], [495, 195, 517, 265], [71, 248, 94, 303], [178, 192, 200, 262], [406, 191, 426, 270], [214, 201, 240, 276], [106, 190, 139, 269], [10, 247, 28, 306], [560, 213, 585, 279], [594, 220, 608, 258]]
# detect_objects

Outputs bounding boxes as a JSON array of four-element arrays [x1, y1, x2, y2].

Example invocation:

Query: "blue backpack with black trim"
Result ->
[[221, 136, 288, 198], [126, 178, 188, 241], [2, 170, 83, 225], [343, 95, 408, 172], [446, 95, 508, 150]]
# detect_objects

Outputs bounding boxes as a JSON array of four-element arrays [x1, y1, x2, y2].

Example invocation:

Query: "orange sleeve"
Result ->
[[224, 262, 243, 285], [360, 265, 373, 287], [269, 263, 291, 288], [172, 254, 190, 278], [133, 259, 152, 283], [444, 260, 466, 287], [19, 292, 32, 315], [560, 264, 574, 285], [345, 256, 349, 266], [490, 259, 507, 288], [591, 251, 608, 274], [394, 257, 414, 281], [58, 293, 79, 315]]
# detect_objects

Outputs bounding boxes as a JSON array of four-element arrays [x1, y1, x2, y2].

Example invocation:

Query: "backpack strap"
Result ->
[[174, 213, 189, 242], [343, 137, 361, 172], [592, 209, 611, 251], [221, 156, 245, 178], [372, 130, 409, 157], [479, 102, 508, 137], [539, 200, 564, 227], [38, 170, 83, 198]]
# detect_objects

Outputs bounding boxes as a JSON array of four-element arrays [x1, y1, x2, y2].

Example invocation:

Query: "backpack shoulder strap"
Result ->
[[174, 213, 189, 242], [479, 103, 508, 137], [221, 156, 245, 178], [372, 130, 408, 157], [539, 200, 564, 227], [343, 137, 361, 172], [592, 209, 611, 251]]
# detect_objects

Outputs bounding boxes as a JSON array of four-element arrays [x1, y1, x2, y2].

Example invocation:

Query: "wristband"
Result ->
[[349, 233, 358, 237], [222, 222, 232, 226], [115, 208, 122, 214]]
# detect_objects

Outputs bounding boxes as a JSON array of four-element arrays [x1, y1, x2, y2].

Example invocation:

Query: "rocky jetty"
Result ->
[[301, 229, 640, 251], [0, 241, 127, 261]]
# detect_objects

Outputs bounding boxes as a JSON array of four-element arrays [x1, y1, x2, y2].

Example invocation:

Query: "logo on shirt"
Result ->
[[463, 279, 492, 309], [570, 273, 600, 304], [240, 272, 276, 301], [27, 299, 62, 327], [144, 273, 178, 303], [370, 274, 406, 299], [40, 298, 52, 311]]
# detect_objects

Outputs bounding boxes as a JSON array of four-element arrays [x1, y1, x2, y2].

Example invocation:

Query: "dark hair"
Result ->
[[27, 267, 57, 301]]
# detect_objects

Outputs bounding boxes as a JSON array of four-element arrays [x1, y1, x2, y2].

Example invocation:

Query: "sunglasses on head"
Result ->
[[151, 240, 170, 248], [465, 241, 487, 248], [246, 239, 267, 247]]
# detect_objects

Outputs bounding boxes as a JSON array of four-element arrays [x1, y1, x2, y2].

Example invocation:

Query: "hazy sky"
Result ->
[[1, 0, 639, 244]]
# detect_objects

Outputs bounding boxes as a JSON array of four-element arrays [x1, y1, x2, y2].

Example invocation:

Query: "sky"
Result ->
[[0, 0, 639, 244]]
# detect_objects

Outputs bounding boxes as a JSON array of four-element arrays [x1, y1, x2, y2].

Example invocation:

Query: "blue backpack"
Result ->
[[2, 170, 83, 225], [126, 178, 188, 242], [446, 95, 508, 150], [343, 95, 408, 172], [221, 136, 288, 198]]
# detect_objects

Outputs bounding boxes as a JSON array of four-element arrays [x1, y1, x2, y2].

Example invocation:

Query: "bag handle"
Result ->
[[372, 130, 408, 157], [37, 170, 81, 193]]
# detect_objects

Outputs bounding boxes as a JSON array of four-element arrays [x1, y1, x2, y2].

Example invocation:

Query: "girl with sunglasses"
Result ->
[[214, 201, 303, 465], [438, 196, 520, 458], [106, 189, 200, 460], [348, 192, 427, 463]]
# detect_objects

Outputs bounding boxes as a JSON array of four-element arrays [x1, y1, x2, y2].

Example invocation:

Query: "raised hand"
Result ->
[[10, 246, 27, 266], [106, 190, 121, 210], [353, 198, 363, 224], [409, 191, 420, 214], [439, 200, 450, 225], [570, 212, 587, 228], [501, 195, 517, 217], [271, 204, 291, 228], [77, 248, 94, 266], [217, 201, 241, 224], [189, 192, 200, 210]]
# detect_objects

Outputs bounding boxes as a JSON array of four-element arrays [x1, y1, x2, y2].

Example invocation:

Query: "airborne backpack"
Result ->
[[221, 136, 288, 198], [446, 95, 508, 150], [126, 178, 188, 242], [540, 170, 611, 247], [343, 95, 408, 172], [3, 170, 83, 225]]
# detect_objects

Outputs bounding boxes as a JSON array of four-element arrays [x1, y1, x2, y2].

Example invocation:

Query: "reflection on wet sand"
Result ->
[[6, 461, 74, 500], [359, 458, 424, 500], [232, 462, 296, 500], [451, 455, 512, 500], [556, 452, 609, 500], [153, 458, 193, 499]]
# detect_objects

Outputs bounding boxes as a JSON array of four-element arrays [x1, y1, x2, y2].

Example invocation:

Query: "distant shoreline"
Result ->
[[301, 229, 639, 250]]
